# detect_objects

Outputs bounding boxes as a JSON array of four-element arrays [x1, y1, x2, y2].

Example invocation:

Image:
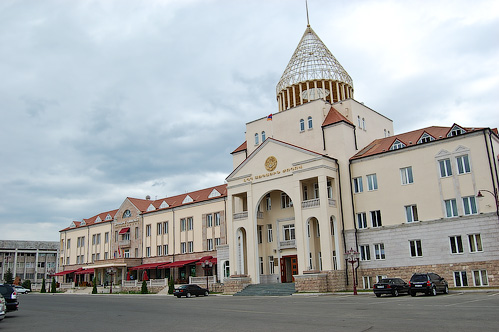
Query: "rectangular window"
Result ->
[[410, 240, 423, 257], [362, 276, 372, 290], [405, 205, 419, 222], [157, 223, 162, 235], [135, 227, 139, 239], [283, 224, 296, 241], [96, 233, 101, 244], [163, 222, 168, 234], [370, 210, 382, 227], [449, 236, 464, 254], [181, 218, 186, 232], [454, 271, 468, 287], [439, 159, 452, 177], [181, 242, 186, 254], [268, 256, 275, 274], [360, 245, 370, 261], [257, 225, 263, 244], [215, 238, 221, 247], [313, 183, 319, 198], [267, 224, 273, 242], [67, 239, 71, 249], [92, 234, 96, 245], [259, 257, 264, 275], [207, 238, 214, 251], [468, 234, 483, 252], [188, 241, 193, 253], [104, 252, 108, 260], [95, 253, 100, 260], [281, 193, 292, 208], [318, 252, 322, 271], [374, 243, 385, 260], [456, 155, 471, 174], [463, 196, 477, 215], [266, 194, 271, 211], [353, 177, 363, 193], [157, 245, 162, 256], [357, 212, 367, 229], [367, 174, 378, 191], [163, 245, 168, 255], [445, 199, 458, 217], [376, 275, 388, 283], [400, 166, 414, 185], [327, 181, 333, 198], [207, 214, 213, 227], [146, 224, 151, 237], [135, 248, 138, 257], [214, 212, 221, 226], [473, 270, 488, 286], [105, 233, 109, 243], [146, 247, 151, 257], [124, 250, 130, 258], [115, 231, 118, 242], [187, 217, 193, 230]]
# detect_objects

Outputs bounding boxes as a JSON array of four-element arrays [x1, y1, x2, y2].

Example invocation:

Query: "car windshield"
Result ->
[[411, 275, 428, 282]]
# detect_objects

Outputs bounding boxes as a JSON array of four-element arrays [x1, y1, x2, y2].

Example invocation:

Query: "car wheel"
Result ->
[[393, 289, 399, 297], [186, 292, 192, 298], [204, 291, 209, 296], [443, 285, 449, 294], [375, 293, 381, 298], [410, 291, 416, 297], [431, 287, 437, 296]]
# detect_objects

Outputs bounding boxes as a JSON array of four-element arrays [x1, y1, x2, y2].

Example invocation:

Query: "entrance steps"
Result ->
[[234, 283, 296, 296]]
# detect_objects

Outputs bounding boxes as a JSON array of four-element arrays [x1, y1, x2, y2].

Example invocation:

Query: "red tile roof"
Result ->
[[351, 125, 486, 160], [232, 141, 247, 154], [322, 106, 354, 127]]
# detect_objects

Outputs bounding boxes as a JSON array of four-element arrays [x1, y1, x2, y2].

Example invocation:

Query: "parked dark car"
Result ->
[[174, 284, 209, 298], [409, 273, 449, 296], [373, 278, 409, 297], [0, 284, 19, 311]]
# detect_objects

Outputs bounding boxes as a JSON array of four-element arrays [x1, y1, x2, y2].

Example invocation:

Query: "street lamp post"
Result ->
[[201, 260, 213, 291], [106, 267, 117, 294], [477, 189, 499, 219], [345, 248, 360, 295]]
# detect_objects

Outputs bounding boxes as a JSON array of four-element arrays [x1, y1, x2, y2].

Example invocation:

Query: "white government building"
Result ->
[[58, 23, 499, 293]]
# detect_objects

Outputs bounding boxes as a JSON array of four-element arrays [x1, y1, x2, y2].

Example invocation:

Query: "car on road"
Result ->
[[373, 278, 410, 297], [174, 284, 209, 298], [0, 284, 18, 312], [409, 272, 449, 296], [14, 286, 30, 294], [0, 295, 6, 321]]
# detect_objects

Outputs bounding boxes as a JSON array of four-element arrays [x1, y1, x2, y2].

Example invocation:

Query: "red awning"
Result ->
[[51, 269, 80, 276], [196, 256, 217, 265], [75, 269, 94, 275], [118, 227, 130, 234], [160, 259, 199, 268], [129, 262, 170, 271]]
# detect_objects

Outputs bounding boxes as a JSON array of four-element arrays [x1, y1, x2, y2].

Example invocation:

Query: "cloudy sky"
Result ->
[[1, 0, 498, 241]]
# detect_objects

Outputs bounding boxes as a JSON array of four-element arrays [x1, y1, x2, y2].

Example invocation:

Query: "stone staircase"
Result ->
[[234, 283, 296, 296]]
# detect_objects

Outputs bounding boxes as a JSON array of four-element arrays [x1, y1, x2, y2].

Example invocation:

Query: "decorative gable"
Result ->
[[160, 201, 169, 209], [95, 216, 102, 223], [80, 219, 86, 226], [70, 221, 76, 228], [389, 139, 406, 151], [147, 204, 156, 212], [447, 124, 466, 137], [182, 195, 193, 204], [105, 214, 112, 221], [208, 189, 221, 198], [417, 132, 435, 144]]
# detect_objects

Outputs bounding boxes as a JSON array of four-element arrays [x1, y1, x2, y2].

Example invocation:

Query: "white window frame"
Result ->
[[353, 177, 363, 193], [283, 224, 295, 241], [307, 116, 313, 129], [405, 205, 419, 223], [181, 242, 186, 254], [187, 217, 193, 230], [462, 196, 477, 215], [370, 210, 382, 227], [357, 212, 367, 229], [267, 224, 273, 242], [207, 214, 213, 227], [445, 199, 458, 217], [254, 133, 259, 145], [400, 166, 414, 185], [214, 212, 221, 226], [472, 270, 488, 286], [207, 238, 214, 251], [268, 256, 275, 274], [359, 245, 371, 261], [374, 243, 385, 260], [468, 233, 483, 252], [366, 174, 378, 191], [439, 158, 453, 177], [453, 271, 468, 287], [449, 235, 464, 254], [362, 276, 372, 289], [146, 224, 151, 237], [257, 225, 263, 244], [188, 241, 193, 253], [409, 240, 423, 257], [456, 155, 471, 174], [299, 119, 305, 132]]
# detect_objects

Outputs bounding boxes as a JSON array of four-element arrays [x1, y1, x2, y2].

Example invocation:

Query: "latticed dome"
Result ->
[[276, 25, 354, 111]]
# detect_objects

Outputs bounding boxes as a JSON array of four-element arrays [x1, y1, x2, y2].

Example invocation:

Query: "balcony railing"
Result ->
[[119, 239, 131, 247], [328, 199, 336, 207], [279, 239, 296, 249], [233, 212, 248, 220], [302, 198, 320, 209]]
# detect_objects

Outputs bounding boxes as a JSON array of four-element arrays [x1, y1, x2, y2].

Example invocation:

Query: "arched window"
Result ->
[[358, 116, 361, 128], [261, 131, 266, 142], [308, 116, 313, 129], [300, 119, 305, 132], [254, 133, 259, 145], [123, 210, 132, 218]]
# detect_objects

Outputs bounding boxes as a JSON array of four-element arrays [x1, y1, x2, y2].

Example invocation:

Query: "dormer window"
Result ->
[[81, 220, 86, 226], [254, 133, 259, 145], [123, 210, 132, 218], [261, 131, 266, 142], [182, 195, 193, 204], [105, 214, 112, 221], [208, 189, 221, 198], [147, 204, 155, 212], [308, 116, 313, 129], [300, 119, 305, 132], [448, 125, 466, 137], [390, 139, 406, 151], [95, 216, 102, 223], [70, 221, 76, 228], [160, 201, 169, 209], [418, 133, 435, 144]]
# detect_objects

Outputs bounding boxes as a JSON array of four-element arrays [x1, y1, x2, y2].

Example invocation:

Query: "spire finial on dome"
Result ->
[[306, 0, 310, 27]]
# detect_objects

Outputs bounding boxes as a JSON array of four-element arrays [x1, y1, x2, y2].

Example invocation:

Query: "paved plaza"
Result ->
[[2, 291, 499, 331]]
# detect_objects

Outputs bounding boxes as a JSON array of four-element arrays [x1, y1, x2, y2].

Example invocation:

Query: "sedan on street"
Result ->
[[174, 284, 209, 298], [373, 278, 410, 297]]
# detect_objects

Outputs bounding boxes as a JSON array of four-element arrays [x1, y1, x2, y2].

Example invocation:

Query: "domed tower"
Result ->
[[276, 24, 354, 112]]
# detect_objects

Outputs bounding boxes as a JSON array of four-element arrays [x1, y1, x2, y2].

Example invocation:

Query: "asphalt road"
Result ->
[[2, 291, 499, 331]]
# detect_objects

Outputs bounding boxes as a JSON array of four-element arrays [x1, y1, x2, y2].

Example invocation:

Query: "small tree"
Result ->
[[40, 278, 46, 293], [141, 280, 148, 294], [168, 277, 174, 294], [92, 278, 97, 294], [22, 279, 32, 291], [4, 268, 14, 284], [51, 278, 57, 293]]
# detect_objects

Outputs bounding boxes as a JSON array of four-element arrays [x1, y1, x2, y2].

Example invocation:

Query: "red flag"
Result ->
[[267, 114, 273, 121]]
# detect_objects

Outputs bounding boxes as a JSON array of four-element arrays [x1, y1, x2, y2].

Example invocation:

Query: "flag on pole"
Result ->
[[267, 114, 273, 121]]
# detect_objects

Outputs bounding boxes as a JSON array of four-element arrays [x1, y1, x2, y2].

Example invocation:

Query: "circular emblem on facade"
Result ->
[[265, 156, 278, 171]]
